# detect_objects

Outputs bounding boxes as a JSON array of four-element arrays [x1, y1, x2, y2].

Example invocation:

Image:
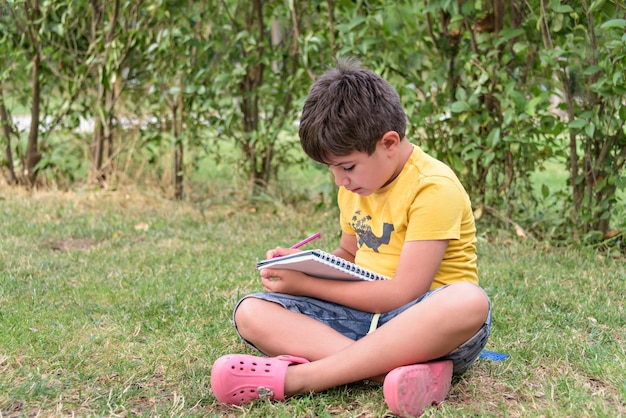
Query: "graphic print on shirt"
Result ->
[[351, 210, 394, 252]]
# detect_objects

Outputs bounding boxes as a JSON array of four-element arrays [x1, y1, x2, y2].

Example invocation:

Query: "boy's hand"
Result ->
[[266, 246, 301, 259], [259, 267, 312, 295]]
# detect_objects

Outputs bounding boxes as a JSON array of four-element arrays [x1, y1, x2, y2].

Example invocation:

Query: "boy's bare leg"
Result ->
[[235, 297, 356, 360], [279, 282, 489, 395]]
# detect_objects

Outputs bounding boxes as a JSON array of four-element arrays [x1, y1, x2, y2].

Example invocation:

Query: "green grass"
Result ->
[[0, 182, 624, 417]]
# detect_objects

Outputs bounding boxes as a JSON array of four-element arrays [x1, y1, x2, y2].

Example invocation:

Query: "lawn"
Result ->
[[0, 182, 624, 417]]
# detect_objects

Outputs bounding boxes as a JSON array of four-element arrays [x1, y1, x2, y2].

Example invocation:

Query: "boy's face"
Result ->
[[326, 135, 403, 196]]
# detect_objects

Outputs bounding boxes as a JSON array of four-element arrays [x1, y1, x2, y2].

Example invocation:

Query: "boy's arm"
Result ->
[[316, 239, 448, 312], [393, 239, 448, 298], [260, 234, 448, 313], [330, 232, 358, 263]]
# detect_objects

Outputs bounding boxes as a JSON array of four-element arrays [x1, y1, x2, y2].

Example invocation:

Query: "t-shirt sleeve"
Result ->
[[339, 188, 355, 235], [405, 176, 465, 241]]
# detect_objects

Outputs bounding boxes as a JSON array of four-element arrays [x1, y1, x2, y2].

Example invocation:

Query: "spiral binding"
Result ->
[[315, 250, 388, 281]]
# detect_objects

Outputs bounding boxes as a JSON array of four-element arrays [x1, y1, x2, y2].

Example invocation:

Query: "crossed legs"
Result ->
[[233, 282, 489, 396]]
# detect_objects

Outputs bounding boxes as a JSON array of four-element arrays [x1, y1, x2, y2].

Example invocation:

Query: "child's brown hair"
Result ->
[[299, 59, 407, 164]]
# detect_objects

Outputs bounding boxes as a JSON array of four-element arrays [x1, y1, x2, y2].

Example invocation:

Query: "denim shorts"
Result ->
[[233, 284, 491, 375]]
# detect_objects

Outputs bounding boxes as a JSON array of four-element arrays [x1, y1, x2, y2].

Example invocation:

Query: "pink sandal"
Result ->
[[210, 354, 309, 405], [383, 360, 453, 417]]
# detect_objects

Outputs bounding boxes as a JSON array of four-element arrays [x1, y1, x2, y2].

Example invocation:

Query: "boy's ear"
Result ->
[[380, 131, 401, 151]]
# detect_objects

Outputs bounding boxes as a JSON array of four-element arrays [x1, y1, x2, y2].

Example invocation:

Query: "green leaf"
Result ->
[[499, 28, 526, 41], [525, 96, 543, 116], [552, 13, 564, 32], [600, 19, 626, 29], [569, 119, 587, 129], [583, 66, 603, 75], [450, 101, 470, 113], [552, 4, 574, 14], [487, 127, 501, 147], [588, 0, 606, 14], [513, 42, 528, 54]]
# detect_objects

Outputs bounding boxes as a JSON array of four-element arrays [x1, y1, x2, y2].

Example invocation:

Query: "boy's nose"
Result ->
[[335, 177, 348, 187], [330, 168, 349, 187]]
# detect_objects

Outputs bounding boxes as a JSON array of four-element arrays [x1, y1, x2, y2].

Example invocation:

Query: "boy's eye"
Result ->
[[343, 165, 355, 172]]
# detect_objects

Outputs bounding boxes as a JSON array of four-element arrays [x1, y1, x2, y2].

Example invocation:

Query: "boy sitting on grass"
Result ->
[[210, 59, 491, 417]]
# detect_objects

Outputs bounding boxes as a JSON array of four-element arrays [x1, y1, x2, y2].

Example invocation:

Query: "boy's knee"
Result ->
[[233, 297, 260, 329], [444, 283, 490, 322], [234, 297, 278, 337]]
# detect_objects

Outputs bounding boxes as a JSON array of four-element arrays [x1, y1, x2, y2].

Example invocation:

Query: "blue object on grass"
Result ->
[[479, 350, 510, 361]]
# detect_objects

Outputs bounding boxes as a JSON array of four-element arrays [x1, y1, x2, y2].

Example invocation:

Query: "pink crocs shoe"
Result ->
[[383, 360, 453, 417], [210, 354, 309, 405]]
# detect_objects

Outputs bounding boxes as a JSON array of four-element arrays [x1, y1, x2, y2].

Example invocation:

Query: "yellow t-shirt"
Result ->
[[338, 144, 478, 289]]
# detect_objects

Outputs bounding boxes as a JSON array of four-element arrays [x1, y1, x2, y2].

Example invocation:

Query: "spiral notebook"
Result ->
[[256, 249, 391, 281]]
